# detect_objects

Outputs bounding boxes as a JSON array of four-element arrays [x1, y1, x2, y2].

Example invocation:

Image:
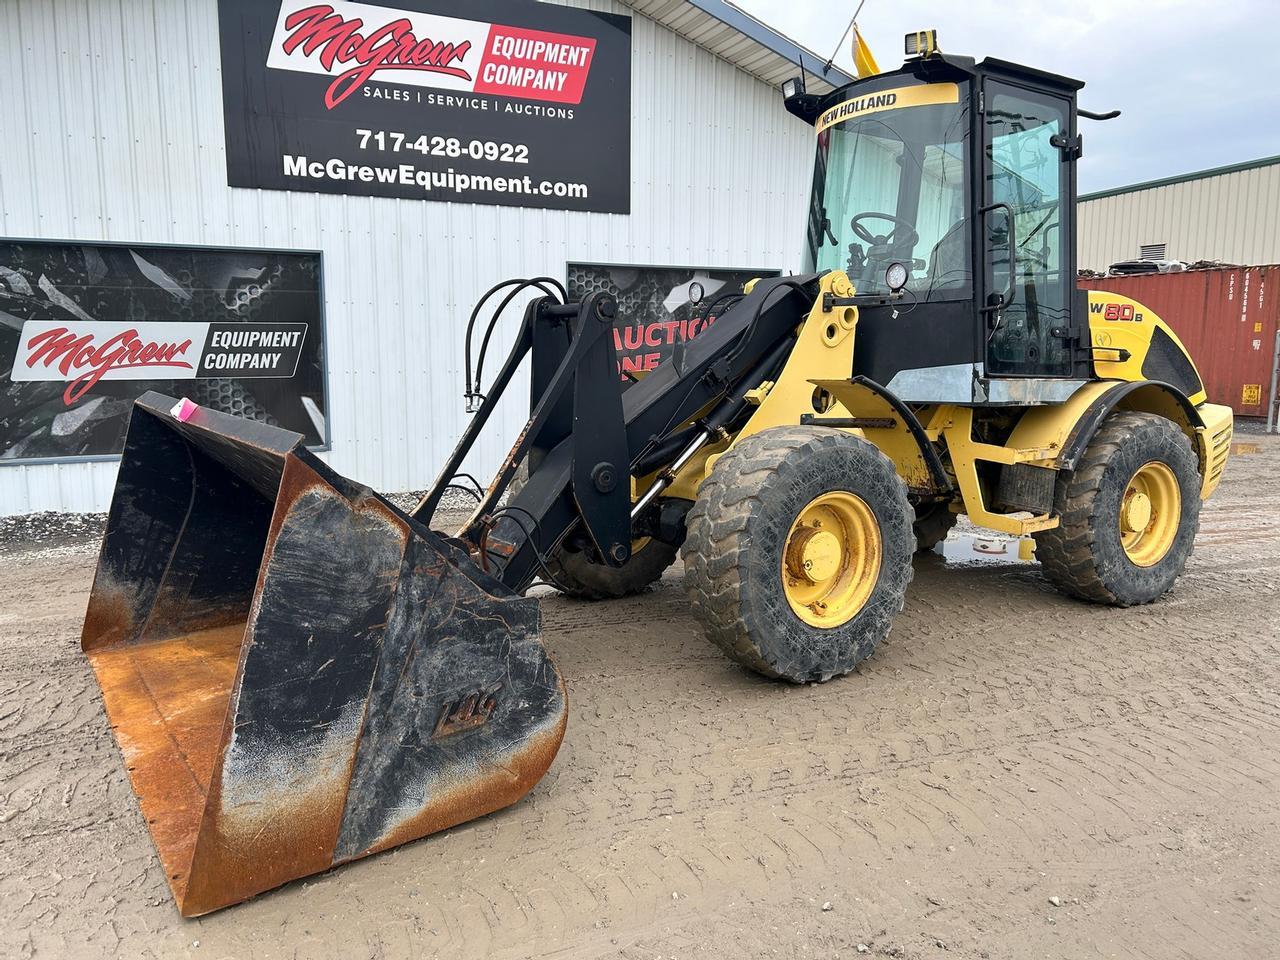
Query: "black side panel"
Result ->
[[851, 300, 978, 385], [1141, 327, 1203, 397]]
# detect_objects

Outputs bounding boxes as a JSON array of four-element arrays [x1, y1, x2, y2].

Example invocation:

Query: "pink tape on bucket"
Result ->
[[170, 398, 199, 422]]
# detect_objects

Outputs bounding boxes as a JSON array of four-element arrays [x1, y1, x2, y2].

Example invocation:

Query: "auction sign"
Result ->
[[567, 263, 780, 381], [217, 0, 632, 213], [0, 240, 326, 462]]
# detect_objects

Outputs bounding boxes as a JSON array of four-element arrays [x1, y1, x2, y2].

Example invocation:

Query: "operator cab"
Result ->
[[785, 32, 1093, 404]]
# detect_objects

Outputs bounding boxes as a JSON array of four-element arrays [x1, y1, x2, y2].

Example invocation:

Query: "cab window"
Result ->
[[983, 83, 1072, 375], [805, 83, 971, 301]]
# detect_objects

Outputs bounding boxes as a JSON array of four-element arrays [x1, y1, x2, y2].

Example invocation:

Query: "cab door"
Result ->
[[981, 80, 1078, 377]]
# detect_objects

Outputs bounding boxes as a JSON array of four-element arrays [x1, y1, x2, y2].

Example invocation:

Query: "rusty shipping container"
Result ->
[[1079, 266, 1279, 417]]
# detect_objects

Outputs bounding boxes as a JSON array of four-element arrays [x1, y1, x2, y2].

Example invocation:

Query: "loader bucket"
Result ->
[[81, 392, 567, 917]]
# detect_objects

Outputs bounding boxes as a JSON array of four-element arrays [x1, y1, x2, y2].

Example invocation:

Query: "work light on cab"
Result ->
[[781, 74, 821, 119], [905, 30, 938, 57], [885, 262, 909, 292]]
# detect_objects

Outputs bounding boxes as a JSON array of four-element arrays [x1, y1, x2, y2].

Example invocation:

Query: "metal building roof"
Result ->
[[1080, 154, 1280, 202], [1077, 156, 1280, 271], [618, 0, 855, 94]]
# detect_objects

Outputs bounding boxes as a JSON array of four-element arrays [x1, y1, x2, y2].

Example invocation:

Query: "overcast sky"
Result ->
[[734, 0, 1280, 193]]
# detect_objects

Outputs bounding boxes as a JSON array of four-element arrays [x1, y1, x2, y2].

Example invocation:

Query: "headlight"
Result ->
[[905, 30, 938, 56], [885, 262, 909, 292]]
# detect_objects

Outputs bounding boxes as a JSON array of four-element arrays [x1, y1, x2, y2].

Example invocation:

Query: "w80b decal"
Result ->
[[1089, 301, 1144, 322]]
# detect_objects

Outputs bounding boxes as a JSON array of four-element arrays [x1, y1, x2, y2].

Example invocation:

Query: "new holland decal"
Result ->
[[815, 83, 961, 134]]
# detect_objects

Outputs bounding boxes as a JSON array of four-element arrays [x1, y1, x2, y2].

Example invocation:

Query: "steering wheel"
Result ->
[[850, 212, 919, 249]]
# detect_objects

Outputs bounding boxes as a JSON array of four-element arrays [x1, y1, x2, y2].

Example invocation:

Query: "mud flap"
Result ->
[[82, 392, 567, 917]]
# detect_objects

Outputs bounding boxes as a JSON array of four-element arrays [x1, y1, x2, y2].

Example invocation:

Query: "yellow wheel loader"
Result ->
[[82, 34, 1233, 915]]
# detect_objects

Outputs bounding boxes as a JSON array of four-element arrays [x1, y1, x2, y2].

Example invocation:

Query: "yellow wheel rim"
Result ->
[[782, 491, 881, 628], [1119, 461, 1181, 567]]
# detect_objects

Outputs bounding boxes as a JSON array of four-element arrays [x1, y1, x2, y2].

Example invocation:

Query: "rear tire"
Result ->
[[506, 465, 677, 600], [1034, 411, 1200, 606], [682, 426, 914, 683]]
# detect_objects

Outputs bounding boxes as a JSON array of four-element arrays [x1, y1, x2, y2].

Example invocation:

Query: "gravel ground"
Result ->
[[0, 489, 478, 559], [0, 512, 106, 557], [1, 434, 1277, 959]]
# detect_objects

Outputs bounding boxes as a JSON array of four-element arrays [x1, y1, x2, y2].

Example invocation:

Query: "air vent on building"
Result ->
[[1139, 243, 1167, 261]]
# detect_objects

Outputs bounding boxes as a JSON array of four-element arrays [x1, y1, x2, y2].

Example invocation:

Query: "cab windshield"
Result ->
[[804, 84, 972, 299]]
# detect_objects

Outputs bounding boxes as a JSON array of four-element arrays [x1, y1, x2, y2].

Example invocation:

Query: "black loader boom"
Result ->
[[413, 275, 819, 592]]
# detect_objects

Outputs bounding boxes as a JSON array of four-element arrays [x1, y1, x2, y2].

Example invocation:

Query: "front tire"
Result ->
[[682, 426, 914, 683], [1034, 411, 1201, 606], [913, 501, 957, 552], [506, 465, 677, 600], [545, 538, 679, 600]]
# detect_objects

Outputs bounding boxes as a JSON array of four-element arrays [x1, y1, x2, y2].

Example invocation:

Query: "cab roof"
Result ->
[[786, 52, 1085, 125]]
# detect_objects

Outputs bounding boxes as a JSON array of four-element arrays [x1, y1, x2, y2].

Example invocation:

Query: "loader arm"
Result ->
[[414, 274, 820, 593]]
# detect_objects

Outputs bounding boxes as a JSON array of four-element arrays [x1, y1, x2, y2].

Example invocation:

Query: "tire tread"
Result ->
[[683, 426, 914, 681], [1034, 411, 1200, 607]]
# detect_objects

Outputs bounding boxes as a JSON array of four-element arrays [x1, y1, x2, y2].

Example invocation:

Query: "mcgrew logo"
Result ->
[[22, 327, 194, 405], [280, 3, 473, 108], [267, 0, 597, 107]]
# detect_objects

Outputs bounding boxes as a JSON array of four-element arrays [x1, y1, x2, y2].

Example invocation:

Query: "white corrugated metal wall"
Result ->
[[0, 0, 816, 515], [1077, 159, 1280, 272]]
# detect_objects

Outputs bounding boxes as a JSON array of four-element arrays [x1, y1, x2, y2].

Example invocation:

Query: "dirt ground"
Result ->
[[2, 435, 1278, 960]]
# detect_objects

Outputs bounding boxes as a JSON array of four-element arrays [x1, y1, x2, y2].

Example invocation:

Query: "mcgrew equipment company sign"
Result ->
[[13, 322, 308, 405], [0, 240, 327, 462], [217, 0, 632, 213]]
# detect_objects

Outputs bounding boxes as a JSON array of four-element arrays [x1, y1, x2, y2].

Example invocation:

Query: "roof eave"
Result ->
[[617, 0, 856, 94]]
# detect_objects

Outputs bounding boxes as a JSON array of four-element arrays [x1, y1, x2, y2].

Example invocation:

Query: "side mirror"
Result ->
[[978, 202, 1017, 314]]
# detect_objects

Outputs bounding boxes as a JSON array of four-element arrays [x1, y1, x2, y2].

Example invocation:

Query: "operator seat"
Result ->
[[925, 221, 970, 292]]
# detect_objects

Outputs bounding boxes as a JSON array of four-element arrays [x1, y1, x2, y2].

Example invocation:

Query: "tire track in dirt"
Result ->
[[2, 441, 1278, 958]]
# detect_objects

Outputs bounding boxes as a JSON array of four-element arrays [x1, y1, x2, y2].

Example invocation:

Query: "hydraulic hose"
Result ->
[[464, 277, 566, 406], [631, 331, 798, 518]]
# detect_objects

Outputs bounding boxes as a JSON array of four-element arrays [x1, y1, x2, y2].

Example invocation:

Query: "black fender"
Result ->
[[1059, 380, 1204, 472]]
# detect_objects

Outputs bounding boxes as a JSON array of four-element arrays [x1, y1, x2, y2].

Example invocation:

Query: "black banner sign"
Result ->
[[567, 263, 781, 381], [0, 240, 327, 462], [198, 323, 309, 377], [217, 0, 633, 213]]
